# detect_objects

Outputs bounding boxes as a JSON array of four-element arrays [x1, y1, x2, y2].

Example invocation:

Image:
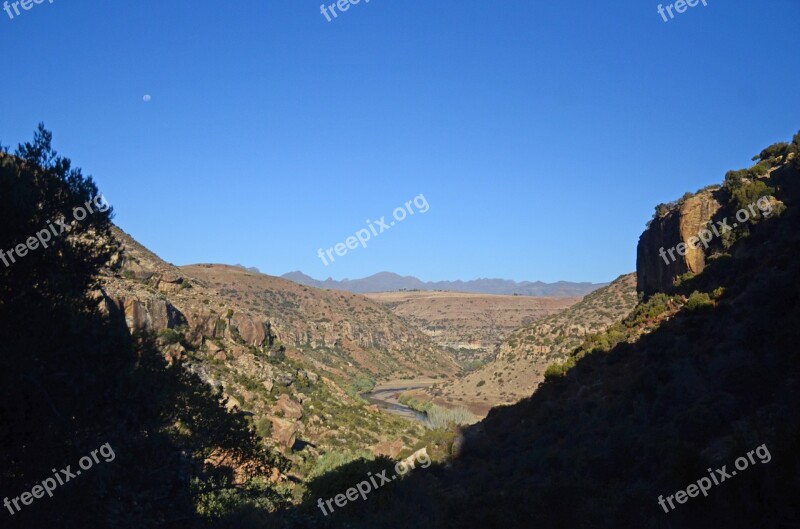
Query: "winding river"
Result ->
[[362, 381, 434, 426]]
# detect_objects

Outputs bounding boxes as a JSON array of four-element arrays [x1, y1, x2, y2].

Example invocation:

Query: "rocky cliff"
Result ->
[[99, 228, 457, 379], [636, 189, 723, 296], [181, 263, 461, 379]]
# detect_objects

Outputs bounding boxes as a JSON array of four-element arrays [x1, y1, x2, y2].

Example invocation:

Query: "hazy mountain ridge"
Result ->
[[282, 270, 607, 297]]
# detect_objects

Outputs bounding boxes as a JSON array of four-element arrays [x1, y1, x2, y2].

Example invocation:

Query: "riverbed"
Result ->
[[362, 380, 436, 426]]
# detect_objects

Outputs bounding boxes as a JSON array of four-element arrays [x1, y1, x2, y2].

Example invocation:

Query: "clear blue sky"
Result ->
[[2, 0, 799, 283]]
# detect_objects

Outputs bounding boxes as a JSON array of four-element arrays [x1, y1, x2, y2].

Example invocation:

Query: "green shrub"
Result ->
[[476, 380, 486, 387], [346, 375, 376, 397], [656, 203, 671, 217], [731, 180, 774, 215], [723, 169, 748, 194], [255, 416, 272, 439], [753, 141, 790, 162], [685, 291, 713, 312], [398, 394, 433, 413], [627, 293, 672, 325], [157, 328, 183, 346], [673, 272, 696, 288], [544, 362, 570, 380]]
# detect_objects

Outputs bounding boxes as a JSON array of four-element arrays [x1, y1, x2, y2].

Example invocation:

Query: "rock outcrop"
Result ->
[[270, 417, 302, 449], [636, 189, 723, 297], [272, 394, 303, 420]]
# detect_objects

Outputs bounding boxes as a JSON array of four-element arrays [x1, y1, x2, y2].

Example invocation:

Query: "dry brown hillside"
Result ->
[[420, 273, 638, 415], [365, 291, 579, 365], [96, 227, 451, 476], [181, 264, 460, 379]]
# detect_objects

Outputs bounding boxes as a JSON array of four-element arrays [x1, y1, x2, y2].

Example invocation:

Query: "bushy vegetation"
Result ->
[[345, 374, 376, 397], [157, 327, 185, 345], [426, 405, 477, 429], [306, 450, 375, 479], [397, 394, 476, 428], [397, 393, 433, 413], [752, 141, 791, 162], [684, 291, 714, 312]]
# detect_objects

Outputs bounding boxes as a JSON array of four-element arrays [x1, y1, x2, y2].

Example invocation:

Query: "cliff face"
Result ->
[[180, 264, 461, 379], [95, 227, 443, 455], [636, 190, 723, 296], [97, 228, 275, 359], [99, 227, 458, 379]]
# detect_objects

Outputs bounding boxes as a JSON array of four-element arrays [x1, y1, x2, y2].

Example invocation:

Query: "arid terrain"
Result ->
[[413, 273, 639, 415], [364, 291, 580, 365]]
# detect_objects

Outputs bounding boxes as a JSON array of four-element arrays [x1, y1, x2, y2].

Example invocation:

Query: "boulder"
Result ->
[[270, 417, 300, 449], [275, 372, 295, 387], [155, 271, 186, 294], [272, 394, 303, 420], [232, 313, 268, 346], [224, 396, 241, 412]]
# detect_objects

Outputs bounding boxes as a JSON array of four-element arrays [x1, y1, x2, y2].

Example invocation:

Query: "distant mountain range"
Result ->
[[281, 271, 608, 298]]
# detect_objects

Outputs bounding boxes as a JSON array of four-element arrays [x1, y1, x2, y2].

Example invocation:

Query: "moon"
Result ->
[[143, 94, 152, 102]]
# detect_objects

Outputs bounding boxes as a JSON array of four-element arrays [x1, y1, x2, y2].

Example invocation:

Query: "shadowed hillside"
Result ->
[[277, 133, 800, 529]]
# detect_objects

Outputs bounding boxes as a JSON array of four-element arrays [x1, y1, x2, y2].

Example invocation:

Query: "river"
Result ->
[[362, 380, 435, 426]]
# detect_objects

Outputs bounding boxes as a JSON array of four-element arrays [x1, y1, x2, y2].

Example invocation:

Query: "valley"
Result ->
[[364, 290, 580, 365], [3, 126, 799, 528]]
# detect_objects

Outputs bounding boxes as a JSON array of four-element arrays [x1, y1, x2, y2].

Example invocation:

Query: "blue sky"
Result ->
[[2, 0, 799, 283]]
